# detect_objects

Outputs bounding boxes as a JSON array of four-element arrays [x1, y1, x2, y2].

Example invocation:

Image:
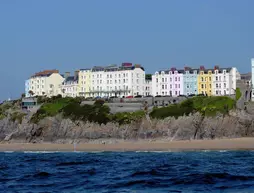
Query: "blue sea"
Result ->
[[1, 151, 254, 193]]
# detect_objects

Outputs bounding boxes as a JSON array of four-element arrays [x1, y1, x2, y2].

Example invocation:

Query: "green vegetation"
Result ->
[[150, 96, 236, 119], [30, 97, 82, 123], [236, 88, 242, 101], [10, 112, 26, 124], [112, 111, 145, 125]]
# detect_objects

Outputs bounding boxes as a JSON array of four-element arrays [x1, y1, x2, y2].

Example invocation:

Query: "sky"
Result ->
[[0, 0, 254, 100]]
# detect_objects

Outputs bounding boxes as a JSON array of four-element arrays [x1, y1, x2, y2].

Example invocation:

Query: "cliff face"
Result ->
[[0, 110, 254, 144]]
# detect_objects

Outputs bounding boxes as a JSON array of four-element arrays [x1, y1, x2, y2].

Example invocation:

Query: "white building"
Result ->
[[144, 79, 152, 96], [61, 71, 79, 98], [26, 70, 64, 97], [252, 58, 254, 101], [212, 66, 238, 96], [81, 63, 146, 98]]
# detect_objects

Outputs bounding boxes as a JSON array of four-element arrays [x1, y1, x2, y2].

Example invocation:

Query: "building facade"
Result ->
[[26, 70, 64, 97], [197, 66, 213, 96], [79, 69, 92, 97], [152, 68, 184, 97], [25, 79, 30, 97], [78, 63, 146, 98], [212, 66, 237, 96], [183, 67, 198, 95], [62, 71, 79, 98]]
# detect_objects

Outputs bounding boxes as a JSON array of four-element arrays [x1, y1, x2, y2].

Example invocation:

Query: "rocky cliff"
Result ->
[[1, 110, 254, 144]]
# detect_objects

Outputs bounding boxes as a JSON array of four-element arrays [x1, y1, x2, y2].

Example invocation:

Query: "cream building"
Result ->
[[26, 70, 64, 97]]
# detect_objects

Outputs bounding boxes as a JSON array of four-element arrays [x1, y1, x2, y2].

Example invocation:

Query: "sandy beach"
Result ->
[[0, 138, 254, 152]]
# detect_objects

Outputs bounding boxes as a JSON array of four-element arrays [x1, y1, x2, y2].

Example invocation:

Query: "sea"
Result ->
[[1, 151, 254, 193]]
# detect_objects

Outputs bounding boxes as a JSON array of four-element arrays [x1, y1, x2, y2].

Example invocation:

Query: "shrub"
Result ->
[[112, 111, 145, 125], [150, 96, 236, 119], [10, 112, 26, 124], [236, 88, 242, 101]]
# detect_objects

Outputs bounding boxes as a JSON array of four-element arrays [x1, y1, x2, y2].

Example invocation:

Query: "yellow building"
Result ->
[[197, 66, 213, 96], [78, 69, 91, 97]]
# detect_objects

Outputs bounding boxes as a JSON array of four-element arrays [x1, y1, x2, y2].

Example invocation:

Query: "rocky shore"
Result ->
[[0, 110, 254, 144]]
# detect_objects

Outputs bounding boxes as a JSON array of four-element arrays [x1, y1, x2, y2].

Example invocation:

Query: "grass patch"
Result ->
[[30, 97, 80, 123], [236, 88, 242, 101]]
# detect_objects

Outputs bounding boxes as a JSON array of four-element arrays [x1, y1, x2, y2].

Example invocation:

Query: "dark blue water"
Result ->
[[1, 151, 254, 192]]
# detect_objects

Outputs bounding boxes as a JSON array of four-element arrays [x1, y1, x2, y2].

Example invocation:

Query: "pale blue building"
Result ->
[[25, 79, 30, 97], [183, 67, 198, 96]]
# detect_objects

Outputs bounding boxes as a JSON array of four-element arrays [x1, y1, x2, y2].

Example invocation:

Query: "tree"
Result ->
[[21, 93, 25, 98], [28, 90, 34, 97]]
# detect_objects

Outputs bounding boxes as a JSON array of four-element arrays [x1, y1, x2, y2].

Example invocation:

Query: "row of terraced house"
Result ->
[[25, 62, 241, 98]]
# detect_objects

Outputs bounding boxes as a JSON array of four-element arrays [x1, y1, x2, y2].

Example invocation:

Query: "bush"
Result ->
[[112, 111, 145, 125], [60, 100, 111, 125], [236, 88, 242, 101], [10, 112, 26, 124], [150, 96, 236, 119]]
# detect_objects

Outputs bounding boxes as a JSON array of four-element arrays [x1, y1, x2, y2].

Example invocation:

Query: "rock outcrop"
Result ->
[[1, 110, 254, 144]]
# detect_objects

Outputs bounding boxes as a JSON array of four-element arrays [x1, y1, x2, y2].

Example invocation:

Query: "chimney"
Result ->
[[171, 67, 176, 71], [214, 65, 219, 70], [64, 72, 70, 79], [184, 66, 191, 71], [200, 66, 205, 70], [74, 70, 79, 80]]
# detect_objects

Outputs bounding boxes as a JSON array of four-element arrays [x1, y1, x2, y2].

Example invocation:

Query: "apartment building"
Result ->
[[197, 66, 213, 96], [251, 58, 254, 101], [183, 67, 198, 95], [152, 65, 238, 97], [212, 66, 237, 96], [78, 63, 146, 98], [62, 71, 79, 98], [25, 70, 64, 97], [79, 68, 92, 98], [152, 68, 184, 97]]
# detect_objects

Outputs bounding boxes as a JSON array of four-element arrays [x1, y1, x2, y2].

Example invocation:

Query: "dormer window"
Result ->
[[194, 70, 197, 74], [169, 71, 172, 75], [223, 70, 226, 74], [215, 70, 218, 74]]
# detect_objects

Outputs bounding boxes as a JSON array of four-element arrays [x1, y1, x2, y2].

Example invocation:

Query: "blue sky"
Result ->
[[0, 0, 254, 100]]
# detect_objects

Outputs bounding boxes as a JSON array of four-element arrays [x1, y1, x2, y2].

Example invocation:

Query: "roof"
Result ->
[[31, 70, 59, 78], [155, 67, 233, 75], [63, 76, 79, 83]]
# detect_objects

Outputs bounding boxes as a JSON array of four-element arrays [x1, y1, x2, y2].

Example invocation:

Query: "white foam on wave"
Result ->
[[23, 151, 60, 154], [3, 151, 14, 153]]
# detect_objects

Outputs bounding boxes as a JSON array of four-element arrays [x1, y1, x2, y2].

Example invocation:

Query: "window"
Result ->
[[175, 91, 177, 95], [224, 83, 226, 88], [175, 84, 177, 88], [162, 78, 164, 82], [170, 85, 172, 89], [178, 77, 180, 81], [170, 78, 172, 82], [97, 74, 99, 78], [165, 85, 167, 89], [178, 84, 180, 88], [216, 84, 218, 88], [162, 85, 164, 89], [165, 78, 167, 82], [175, 77, 177, 81], [156, 78, 158, 83], [201, 77, 204, 82], [201, 84, 204, 89], [216, 76, 218, 81]]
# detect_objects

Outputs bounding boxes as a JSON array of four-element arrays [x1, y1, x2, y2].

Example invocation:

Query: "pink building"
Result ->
[[168, 67, 184, 96]]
